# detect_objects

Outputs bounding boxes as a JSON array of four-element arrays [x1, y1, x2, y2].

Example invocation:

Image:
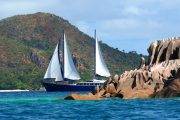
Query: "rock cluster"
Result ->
[[65, 39, 180, 100], [29, 50, 46, 68]]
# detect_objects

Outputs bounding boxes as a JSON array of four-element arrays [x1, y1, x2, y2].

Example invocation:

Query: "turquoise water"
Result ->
[[0, 92, 179, 120]]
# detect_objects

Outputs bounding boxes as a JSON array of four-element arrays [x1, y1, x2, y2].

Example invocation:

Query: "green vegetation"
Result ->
[[0, 36, 45, 90], [0, 12, 146, 90]]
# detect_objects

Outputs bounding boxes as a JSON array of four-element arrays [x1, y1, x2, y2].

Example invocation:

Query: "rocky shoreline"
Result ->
[[65, 39, 180, 100]]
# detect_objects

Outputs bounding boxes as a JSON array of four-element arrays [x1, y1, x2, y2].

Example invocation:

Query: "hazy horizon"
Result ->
[[1, 0, 180, 55]]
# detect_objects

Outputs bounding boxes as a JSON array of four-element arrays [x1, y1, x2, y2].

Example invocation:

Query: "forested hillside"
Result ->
[[0, 12, 144, 90]]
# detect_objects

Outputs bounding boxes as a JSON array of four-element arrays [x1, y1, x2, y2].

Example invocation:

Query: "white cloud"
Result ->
[[122, 6, 142, 16], [122, 6, 156, 16]]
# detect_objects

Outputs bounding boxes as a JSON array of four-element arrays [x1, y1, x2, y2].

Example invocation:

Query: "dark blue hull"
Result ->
[[42, 82, 96, 92]]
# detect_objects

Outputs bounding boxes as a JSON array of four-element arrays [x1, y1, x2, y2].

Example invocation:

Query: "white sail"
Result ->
[[63, 34, 81, 80], [44, 44, 63, 81], [95, 37, 110, 77]]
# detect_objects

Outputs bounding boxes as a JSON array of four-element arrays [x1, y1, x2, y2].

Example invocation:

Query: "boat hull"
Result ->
[[42, 82, 96, 92]]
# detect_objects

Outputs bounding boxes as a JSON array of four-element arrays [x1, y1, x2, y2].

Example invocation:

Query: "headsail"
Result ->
[[95, 34, 110, 77], [44, 44, 63, 81], [63, 33, 81, 80]]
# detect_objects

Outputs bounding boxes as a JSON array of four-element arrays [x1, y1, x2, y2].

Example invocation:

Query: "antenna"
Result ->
[[94, 29, 96, 39]]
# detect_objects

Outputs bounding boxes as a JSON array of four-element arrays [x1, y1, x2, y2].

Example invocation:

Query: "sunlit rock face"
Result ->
[[148, 38, 180, 65], [65, 39, 180, 100]]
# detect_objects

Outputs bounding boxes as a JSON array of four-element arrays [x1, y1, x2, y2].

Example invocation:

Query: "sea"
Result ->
[[0, 91, 179, 120]]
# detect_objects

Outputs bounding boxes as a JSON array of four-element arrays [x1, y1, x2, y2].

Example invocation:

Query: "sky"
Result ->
[[1, 0, 180, 55]]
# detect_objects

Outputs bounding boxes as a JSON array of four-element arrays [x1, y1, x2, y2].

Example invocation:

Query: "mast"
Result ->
[[59, 32, 64, 79], [94, 30, 96, 79], [62, 30, 65, 79]]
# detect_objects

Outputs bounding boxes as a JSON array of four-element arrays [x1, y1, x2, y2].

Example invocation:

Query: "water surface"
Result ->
[[0, 91, 179, 120]]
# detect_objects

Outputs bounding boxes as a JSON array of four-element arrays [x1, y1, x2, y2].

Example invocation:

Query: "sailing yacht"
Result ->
[[42, 31, 110, 92]]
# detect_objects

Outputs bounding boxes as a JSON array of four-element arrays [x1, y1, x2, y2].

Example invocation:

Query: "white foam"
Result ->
[[0, 89, 29, 92]]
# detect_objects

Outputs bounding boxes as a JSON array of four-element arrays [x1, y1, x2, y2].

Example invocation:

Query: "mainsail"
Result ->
[[63, 33, 81, 80], [95, 35, 111, 77], [44, 44, 63, 81]]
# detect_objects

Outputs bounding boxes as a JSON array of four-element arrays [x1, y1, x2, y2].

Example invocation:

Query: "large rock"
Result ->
[[64, 93, 101, 100], [65, 39, 180, 100]]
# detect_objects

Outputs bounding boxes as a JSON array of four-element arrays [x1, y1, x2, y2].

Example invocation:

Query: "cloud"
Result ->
[[122, 6, 156, 16], [123, 6, 142, 16]]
